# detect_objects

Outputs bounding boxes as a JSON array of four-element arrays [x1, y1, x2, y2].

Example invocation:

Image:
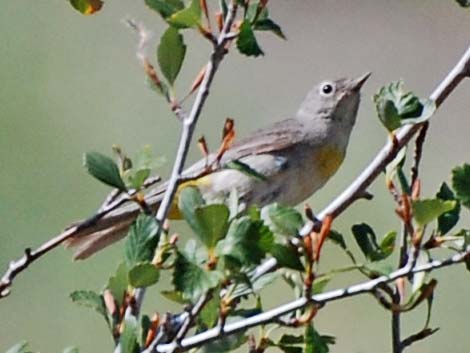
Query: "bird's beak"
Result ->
[[351, 72, 372, 91]]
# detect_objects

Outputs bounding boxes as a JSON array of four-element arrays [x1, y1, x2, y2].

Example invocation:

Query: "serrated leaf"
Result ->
[[5, 342, 31, 353], [128, 262, 160, 288], [437, 182, 461, 234], [124, 214, 159, 267], [69, 0, 103, 15], [254, 18, 286, 39], [157, 26, 186, 85], [261, 203, 303, 236], [412, 199, 457, 227], [107, 262, 129, 307], [452, 164, 470, 209], [179, 187, 230, 249], [237, 20, 264, 57], [84, 152, 127, 191], [304, 323, 335, 353], [120, 317, 139, 353], [145, 0, 184, 18], [270, 243, 304, 271], [168, 0, 201, 28], [70, 290, 109, 325], [374, 81, 436, 132], [216, 216, 273, 266], [225, 160, 267, 181], [173, 250, 222, 302]]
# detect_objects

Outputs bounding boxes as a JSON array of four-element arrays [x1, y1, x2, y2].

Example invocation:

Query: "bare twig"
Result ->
[[0, 195, 131, 298], [155, 247, 470, 353]]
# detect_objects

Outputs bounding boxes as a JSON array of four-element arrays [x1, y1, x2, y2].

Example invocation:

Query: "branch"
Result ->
[[0, 194, 132, 298], [155, 247, 470, 353], [250, 44, 470, 282], [116, 3, 239, 352]]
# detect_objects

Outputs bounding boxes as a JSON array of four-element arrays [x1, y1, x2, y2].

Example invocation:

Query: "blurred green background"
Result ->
[[1, 1, 469, 352]]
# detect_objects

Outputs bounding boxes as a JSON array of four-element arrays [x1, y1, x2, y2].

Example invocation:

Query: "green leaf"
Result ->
[[133, 145, 166, 171], [124, 214, 160, 267], [254, 18, 286, 39], [374, 81, 436, 132], [437, 182, 461, 234], [128, 262, 160, 288], [120, 317, 139, 353], [107, 262, 129, 307], [62, 348, 79, 353], [216, 216, 273, 266], [352, 223, 395, 262], [161, 290, 191, 304], [225, 160, 267, 181], [140, 315, 151, 347], [200, 332, 247, 353], [312, 276, 331, 294], [380, 231, 397, 258], [261, 203, 303, 236], [157, 26, 186, 85], [452, 164, 470, 209], [83, 152, 127, 191], [270, 243, 304, 271], [412, 199, 457, 227], [198, 293, 220, 329], [128, 168, 151, 190], [70, 290, 109, 324], [168, 0, 201, 28], [279, 335, 304, 345], [237, 20, 264, 57], [220, 0, 228, 16], [145, 0, 184, 18], [304, 323, 335, 353], [179, 187, 230, 249], [173, 250, 222, 302], [5, 342, 31, 353], [327, 230, 347, 250], [69, 0, 103, 15]]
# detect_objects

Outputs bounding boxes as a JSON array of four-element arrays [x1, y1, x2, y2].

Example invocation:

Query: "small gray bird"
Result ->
[[65, 73, 370, 259]]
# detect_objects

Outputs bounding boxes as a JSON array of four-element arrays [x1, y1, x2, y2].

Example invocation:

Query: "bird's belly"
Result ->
[[193, 145, 345, 208]]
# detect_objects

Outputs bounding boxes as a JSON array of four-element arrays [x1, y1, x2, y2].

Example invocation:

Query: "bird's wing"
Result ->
[[65, 118, 306, 259]]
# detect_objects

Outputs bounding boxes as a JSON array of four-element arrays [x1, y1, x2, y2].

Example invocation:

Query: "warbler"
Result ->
[[66, 73, 370, 259]]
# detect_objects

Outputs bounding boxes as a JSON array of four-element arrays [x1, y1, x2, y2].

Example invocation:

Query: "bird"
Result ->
[[65, 72, 370, 259]]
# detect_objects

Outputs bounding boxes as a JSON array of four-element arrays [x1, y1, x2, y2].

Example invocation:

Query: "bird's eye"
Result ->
[[320, 82, 335, 96]]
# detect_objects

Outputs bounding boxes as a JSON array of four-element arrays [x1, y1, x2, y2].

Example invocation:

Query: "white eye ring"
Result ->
[[319, 81, 335, 96]]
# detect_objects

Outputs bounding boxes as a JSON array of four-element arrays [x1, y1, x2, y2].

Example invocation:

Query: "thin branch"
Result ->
[[155, 247, 470, 353], [249, 45, 470, 284], [116, 3, 239, 352], [0, 194, 131, 298]]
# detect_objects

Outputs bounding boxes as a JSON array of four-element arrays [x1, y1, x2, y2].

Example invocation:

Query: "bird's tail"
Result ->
[[64, 188, 166, 260]]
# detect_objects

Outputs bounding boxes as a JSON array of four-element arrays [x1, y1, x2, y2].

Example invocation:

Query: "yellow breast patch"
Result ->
[[313, 145, 345, 180]]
